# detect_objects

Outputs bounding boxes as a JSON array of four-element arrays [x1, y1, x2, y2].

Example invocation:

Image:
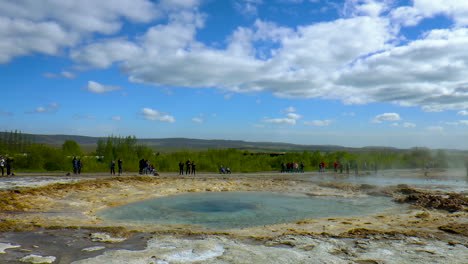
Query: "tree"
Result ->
[[62, 140, 84, 157]]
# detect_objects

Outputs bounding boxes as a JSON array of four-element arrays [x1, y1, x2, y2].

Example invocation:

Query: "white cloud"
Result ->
[[44, 71, 76, 79], [392, 122, 416, 128], [112, 116, 121, 121], [141, 108, 175, 123], [343, 0, 391, 17], [459, 120, 468, 125], [4, 1, 468, 113], [192, 117, 204, 123], [83, 81, 121, 94], [412, 0, 468, 27], [390, 6, 425, 27], [304, 120, 333, 126], [285, 113, 300, 120], [264, 118, 297, 125], [35, 107, 46, 113], [27, 103, 60, 114], [264, 109, 302, 125], [372, 113, 401, 123], [457, 110, 468, 116], [0, 0, 204, 63], [224, 93, 234, 100], [71, 39, 141, 69], [234, 0, 263, 16]]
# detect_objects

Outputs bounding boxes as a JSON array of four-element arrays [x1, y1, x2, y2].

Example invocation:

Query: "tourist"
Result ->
[[178, 161, 184, 175], [191, 161, 196, 175], [139, 159, 145, 174], [118, 158, 123, 175], [292, 162, 298, 173], [226, 167, 231, 174], [6, 157, 13, 176], [110, 160, 116, 175], [145, 159, 150, 175], [219, 165, 225, 174], [281, 162, 286, 173], [72, 156, 78, 174], [300, 162, 305, 173], [77, 159, 82, 174], [185, 160, 191, 175], [0, 156, 4, 176]]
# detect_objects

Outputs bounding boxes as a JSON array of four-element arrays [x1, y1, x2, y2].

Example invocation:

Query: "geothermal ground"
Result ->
[[0, 170, 467, 264]]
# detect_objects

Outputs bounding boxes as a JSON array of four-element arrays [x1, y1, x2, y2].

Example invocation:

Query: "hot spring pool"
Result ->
[[97, 192, 400, 229]]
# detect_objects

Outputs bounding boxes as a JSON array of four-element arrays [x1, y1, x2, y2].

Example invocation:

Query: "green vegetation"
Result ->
[[0, 134, 466, 173]]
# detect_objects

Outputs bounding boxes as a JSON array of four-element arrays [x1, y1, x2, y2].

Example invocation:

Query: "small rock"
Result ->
[[20, 254, 56, 264]]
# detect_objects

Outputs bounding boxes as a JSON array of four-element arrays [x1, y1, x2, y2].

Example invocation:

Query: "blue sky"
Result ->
[[1, 0, 468, 149]]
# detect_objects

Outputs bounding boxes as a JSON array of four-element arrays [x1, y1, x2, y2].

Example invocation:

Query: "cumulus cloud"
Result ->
[[83, 81, 121, 94], [4, 1, 468, 113], [457, 110, 468, 116], [0, 0, 203, 63], [412, 0, 468, 27], [264, 110, 301, 125], [304, 120, 333, 126], [372, 113, 401, 123], [71, 39, 141, 69], [141, 108, 175, 123], [343, 0, 391, 17]]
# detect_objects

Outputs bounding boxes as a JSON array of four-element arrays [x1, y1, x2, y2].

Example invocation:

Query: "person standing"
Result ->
[[118, 158, 123, 175], [72, 156, 78, 174], [185, 160, 191, 175], [77, 159, 82, 174], [6, 157, 13, 176], [110, 160, 116, 175], [0, 156, 5, 176], [178, 161, 184, 175], [191, 161, 196, 175], [139, 159, 145, 174]]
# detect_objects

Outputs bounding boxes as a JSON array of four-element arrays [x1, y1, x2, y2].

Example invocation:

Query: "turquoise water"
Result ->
[[97, 192, 399, 229]]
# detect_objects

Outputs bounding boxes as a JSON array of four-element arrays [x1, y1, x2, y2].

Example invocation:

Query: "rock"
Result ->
[[19, 254, 56, 264]]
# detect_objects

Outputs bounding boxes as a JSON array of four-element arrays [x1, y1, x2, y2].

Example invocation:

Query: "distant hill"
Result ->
[[0, 132, 414, 154]]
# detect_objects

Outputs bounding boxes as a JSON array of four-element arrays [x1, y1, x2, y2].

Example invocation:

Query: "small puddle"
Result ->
[[96, 192, 401, 229]]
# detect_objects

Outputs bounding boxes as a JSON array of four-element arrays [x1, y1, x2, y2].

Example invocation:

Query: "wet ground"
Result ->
[[0, 169, 466, 263]]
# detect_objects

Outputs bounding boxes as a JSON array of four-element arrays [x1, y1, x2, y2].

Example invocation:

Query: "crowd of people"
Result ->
[[139, 158, 158, 176], [281, 162, 305, 173], [178, 160, 196, 175]]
